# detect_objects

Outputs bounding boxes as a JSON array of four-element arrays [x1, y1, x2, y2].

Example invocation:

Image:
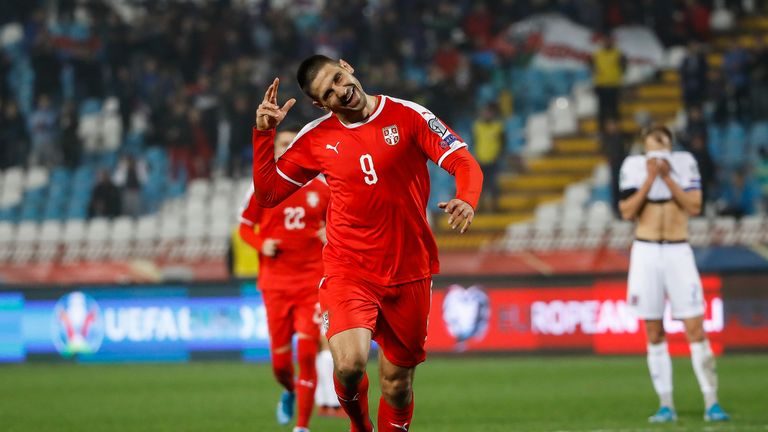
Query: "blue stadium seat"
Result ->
[[706, 124, 724, 161], [0, 207, 18, 222], [504, 115, 525, 155], [750, 121, 768, 151], [723, 121, 748, 168]]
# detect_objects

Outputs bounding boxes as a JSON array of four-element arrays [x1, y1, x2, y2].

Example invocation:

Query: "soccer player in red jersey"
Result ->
[[238, 126, 331, 432], [251, 55, 483, 432]]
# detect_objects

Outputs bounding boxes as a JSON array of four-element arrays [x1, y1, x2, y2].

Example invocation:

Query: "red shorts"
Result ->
[[261, 287, 321, 350], [318, 276, 432, 368]]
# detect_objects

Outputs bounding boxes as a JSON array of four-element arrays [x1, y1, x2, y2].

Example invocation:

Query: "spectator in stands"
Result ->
[[756, 147, 768, 204], [723, 41, 751, 121], [113, 155, 148, 218], [0, 100, 29, 168], [680, 42, 709, 110], [473, 103, 504, 211], [164, 99, 192, 180], [718, 170, 759, 218], [685, 0, 711, 41], [100, 97, 124, 155], [29, 93, 59, 168], [708, 69, 729, 124], [188, 108, 213, 180], [749, 36, 768, 120], [227, 94, 254, 177], [601, 117, 628, 214], [686, 133, 716, 204], [591, 36, 626, 130], [88, 169, 122, 218], [59, 101, 81, 169]]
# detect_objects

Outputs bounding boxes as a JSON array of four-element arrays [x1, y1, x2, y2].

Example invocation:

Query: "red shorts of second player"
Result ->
[[261, 286, 321, 350], [318, 276, 432, 368]]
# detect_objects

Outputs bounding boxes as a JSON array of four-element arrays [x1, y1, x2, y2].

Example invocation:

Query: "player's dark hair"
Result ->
[[296, 55, 337, 99], [641, 125, 674, 144]]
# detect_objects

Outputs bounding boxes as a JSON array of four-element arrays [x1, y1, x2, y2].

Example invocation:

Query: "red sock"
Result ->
[[295, 339, 318, 428], [333, 372, 372, 432], [271, 350, 294, 392], [377, 393, 414, 432]]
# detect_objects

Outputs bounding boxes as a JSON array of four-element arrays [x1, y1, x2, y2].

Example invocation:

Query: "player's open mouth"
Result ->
[[342, 87, 355, 106]]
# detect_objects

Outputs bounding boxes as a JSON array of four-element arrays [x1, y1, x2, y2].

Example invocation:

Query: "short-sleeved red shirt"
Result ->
[[239, 177, 330, 291], [268, 95, 468, 286]]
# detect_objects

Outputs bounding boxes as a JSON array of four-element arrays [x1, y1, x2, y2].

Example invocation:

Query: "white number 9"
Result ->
[[359, 154, 378, 185]]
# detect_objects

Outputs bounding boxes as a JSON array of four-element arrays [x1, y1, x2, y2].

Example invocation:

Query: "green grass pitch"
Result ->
[[1, 355, 766, 431]]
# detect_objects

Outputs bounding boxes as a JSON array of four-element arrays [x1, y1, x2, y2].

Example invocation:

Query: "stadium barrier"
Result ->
[[1, 272, 766, 363]]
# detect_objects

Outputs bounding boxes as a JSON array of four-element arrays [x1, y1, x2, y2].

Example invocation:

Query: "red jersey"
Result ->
[[239, 177, 330, 291], [253, 95, 479, 286]]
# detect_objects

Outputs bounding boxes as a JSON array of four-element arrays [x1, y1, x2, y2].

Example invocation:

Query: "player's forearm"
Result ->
[[662, 176, 702, 215], [251, 127, 296, 207], [619, 179, 653, 220], [238, 223, 264, 250], [442, 149, 483, 209]]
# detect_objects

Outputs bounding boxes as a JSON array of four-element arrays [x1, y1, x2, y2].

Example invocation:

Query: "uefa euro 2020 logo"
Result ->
[[51, 291, 105, 356], [441, 284, 491, 351]]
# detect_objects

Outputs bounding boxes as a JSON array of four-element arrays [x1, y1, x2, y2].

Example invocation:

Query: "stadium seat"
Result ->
[[181, 216, 207, 260], [532, 203, 559, 251], [607, 220, 634, 249], [205, 218, 232, 258], [572, 82, 597, 119], [108, 216, 136, 260], [134, 214, 159, 258], [187, 179, 211, 200], [0, 222, 14, 262], [713, 216, 738, 246], [36, 220, 62, 262], [548, 97, 577, 136], [83, 218, 112, 261], [736, 215, 764, 245], [12, 221, 38, 263], [564, 183, 591, 208], [24, 167, 49, 190], [524, 113, 552, 157], [688, 217, 712, 247], [158, 214, 184, 257], [61, 219, 87, 262], [503, 223, 531, 251]]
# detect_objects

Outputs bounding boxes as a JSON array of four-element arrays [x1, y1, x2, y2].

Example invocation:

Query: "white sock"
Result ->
[[690, 340, 718, 409], [647, 342, 674, 408], [315, 349, 339, 407]]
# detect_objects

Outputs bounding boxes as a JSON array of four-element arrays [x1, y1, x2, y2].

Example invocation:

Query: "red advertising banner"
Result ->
[[427, 277, 727, 355]]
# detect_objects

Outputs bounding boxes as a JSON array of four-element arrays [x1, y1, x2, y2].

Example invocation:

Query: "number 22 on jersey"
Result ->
[[283, 207, 306, 230]]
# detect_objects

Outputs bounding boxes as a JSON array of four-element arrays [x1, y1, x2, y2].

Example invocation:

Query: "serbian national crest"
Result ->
[[382, 124, 400, 145], [307, 191, 319, 208]]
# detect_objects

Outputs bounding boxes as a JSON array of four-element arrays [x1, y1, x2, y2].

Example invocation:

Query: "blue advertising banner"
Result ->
[[1, 283, 272, 363]]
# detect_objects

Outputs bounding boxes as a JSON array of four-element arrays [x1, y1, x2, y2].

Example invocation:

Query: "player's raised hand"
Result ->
[[256, 78, 296, 131], [646, 158, 660, 179], [261, 238, 281, 257], [438, 199, 475, 234]]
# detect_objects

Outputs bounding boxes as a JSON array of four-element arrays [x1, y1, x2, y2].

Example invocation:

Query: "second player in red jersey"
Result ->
[[239, 127, 330, 432], [251, 55, 483, 432]]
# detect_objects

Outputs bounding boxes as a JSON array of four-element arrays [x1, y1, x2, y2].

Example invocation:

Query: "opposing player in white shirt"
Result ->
[[618, 125, 729, 423]]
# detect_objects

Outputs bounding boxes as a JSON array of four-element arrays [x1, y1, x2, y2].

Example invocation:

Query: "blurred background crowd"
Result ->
[[0, 0, 766, 236]]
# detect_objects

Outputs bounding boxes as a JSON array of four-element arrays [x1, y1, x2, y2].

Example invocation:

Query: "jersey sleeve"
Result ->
[[276, 125, 323, 186], [619, 157, 641, 192], [238, 184, 262, 226], [679, 153, 702, 191], [399, 99, 468, 167]]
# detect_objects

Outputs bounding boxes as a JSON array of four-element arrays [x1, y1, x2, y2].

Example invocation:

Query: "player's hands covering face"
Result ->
[[438, 199, 475, 234], [256, 78, 296, 131]]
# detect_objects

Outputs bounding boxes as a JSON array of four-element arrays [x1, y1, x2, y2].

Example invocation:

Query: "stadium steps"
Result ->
[[437, 212, 530, 234], [498, 193, 561, 212], [434, 232, 503, 249], [527, 156, 604, 174], [553, 137, 599, 154]]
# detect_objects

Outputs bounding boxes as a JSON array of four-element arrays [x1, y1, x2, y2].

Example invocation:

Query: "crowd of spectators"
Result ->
[[0, 0, 766, 221]]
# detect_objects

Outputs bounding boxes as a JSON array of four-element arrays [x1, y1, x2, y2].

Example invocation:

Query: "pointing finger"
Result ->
[[281, 98, 296, 113], [272, 78, 280, 104]]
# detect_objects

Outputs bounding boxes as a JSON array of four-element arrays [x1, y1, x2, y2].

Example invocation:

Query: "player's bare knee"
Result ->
[[334, 356, 366, 383], [380, 374, 413, 406], [645, 321, 665, 344]]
